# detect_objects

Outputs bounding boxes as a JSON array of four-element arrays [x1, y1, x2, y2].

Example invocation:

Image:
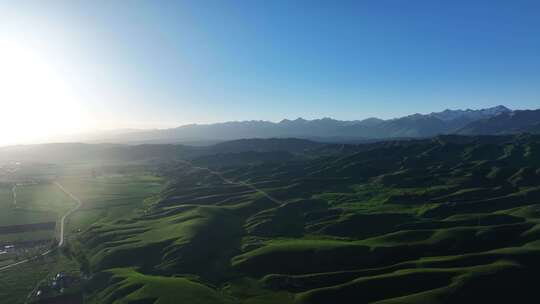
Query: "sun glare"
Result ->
[[0, 41, 89, 145]]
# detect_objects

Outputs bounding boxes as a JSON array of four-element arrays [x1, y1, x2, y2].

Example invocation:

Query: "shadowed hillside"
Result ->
[[73, 134, 540, 303]]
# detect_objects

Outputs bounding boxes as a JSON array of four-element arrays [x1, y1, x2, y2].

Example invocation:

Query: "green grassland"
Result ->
[[0, 183, 52, 227], [0, 182, 76, 246], [0, 181, 78, 277], [74, 135, 540, 303], [59, 174, 164, 234], [0, 250, 80, 304], [0, 164, 165, 303]]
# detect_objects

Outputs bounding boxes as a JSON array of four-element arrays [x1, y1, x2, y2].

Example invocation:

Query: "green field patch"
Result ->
[[60, 174, 165, 232], [0, 230, 55, 244], [0, 209, 55, 227]]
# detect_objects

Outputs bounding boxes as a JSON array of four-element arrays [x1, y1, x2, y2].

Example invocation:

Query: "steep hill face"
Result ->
[[80, 134, 540, 303], [458, 109, 540, 135]]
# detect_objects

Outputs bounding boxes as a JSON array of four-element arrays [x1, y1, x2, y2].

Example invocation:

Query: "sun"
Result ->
[[0, 41, 90, 145]]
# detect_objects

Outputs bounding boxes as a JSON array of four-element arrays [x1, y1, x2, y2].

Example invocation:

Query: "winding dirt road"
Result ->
[[54, 182, 82, 247], [12, 184, 17, 206], [190, 164, 283, 205]]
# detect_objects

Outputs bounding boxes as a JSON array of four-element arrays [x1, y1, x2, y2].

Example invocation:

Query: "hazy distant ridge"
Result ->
[[100, 106, 521, 143]]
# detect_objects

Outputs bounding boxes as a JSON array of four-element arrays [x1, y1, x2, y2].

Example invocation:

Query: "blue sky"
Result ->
[[1, 0, 539, 141]]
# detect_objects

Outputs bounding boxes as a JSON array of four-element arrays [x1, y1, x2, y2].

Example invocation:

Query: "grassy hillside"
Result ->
[[72, 134, 540, 303]]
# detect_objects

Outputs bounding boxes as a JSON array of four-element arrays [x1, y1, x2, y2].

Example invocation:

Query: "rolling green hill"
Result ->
[[71, 134, 540, 303]]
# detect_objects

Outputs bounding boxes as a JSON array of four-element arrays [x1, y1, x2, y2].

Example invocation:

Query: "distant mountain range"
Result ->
[[457, 109, 540, 135], [70, 106, 540, 144]]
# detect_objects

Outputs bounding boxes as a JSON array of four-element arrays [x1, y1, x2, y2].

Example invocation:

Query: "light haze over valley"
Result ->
[[1, 1, 540, 304]]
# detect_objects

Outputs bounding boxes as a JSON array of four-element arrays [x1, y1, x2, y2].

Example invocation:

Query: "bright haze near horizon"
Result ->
[[1, 0, 539, 146]]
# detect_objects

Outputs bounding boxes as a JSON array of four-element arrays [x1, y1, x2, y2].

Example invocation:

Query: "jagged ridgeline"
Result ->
[[80, 135, 540, 303]]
